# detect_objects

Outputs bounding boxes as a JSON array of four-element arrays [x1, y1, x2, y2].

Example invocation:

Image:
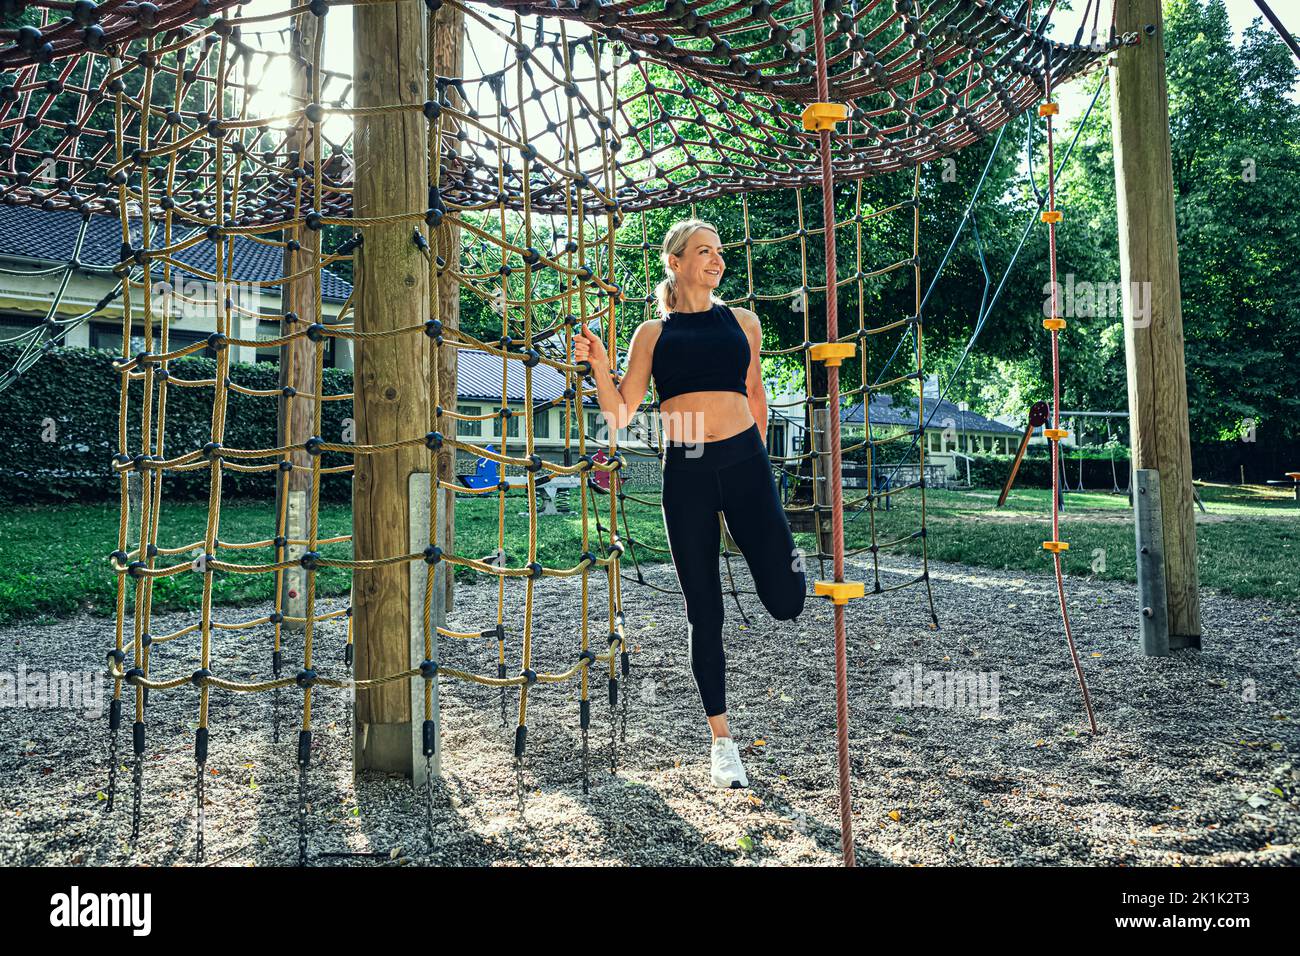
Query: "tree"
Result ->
[[1058, 0, 1300, 442]]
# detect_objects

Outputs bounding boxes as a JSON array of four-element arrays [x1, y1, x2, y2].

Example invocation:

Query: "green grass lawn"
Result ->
[[1, 481, 1295, 624], [843, 483, 1300, 605]]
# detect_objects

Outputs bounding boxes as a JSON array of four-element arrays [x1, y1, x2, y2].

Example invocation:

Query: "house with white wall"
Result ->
[[0, 206, 354, 368]]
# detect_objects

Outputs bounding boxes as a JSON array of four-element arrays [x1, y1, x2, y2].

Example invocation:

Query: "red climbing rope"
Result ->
[[1040, 11, 1099, 736], [809, 0, 855, 868]]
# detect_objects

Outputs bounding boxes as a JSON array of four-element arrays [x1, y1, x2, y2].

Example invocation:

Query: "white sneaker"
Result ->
[[710, 736, 750, 789]]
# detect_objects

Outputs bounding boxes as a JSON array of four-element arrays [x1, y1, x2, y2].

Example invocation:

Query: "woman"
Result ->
[[573, 218, 807, 789]]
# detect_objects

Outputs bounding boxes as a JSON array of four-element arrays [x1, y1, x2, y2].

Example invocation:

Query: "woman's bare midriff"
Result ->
[[659, 391, 755, 443]]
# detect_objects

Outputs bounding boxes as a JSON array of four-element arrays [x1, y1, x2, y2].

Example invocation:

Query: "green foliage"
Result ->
[[0, 344, 354, 504], [840, 428, 924, 465], [1, 484, 1294, 624], [1058, 0, 1300, 442], [0, 500, 355, 623], [606, 0, 1300, 446], [965, 445, 1131, 489], [854, 484, 1300, 605]]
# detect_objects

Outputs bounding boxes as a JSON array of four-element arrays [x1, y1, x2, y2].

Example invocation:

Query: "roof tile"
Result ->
[[0, 205, 351, 301]]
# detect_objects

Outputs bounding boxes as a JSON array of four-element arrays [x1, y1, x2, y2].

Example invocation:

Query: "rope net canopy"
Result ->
[[0, 0, 1119, 220], [0, 0, 1116, 863]]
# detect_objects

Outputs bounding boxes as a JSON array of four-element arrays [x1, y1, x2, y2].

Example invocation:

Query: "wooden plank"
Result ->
[[353, 0, 432, 774], [1110, 0, 1202, 646]]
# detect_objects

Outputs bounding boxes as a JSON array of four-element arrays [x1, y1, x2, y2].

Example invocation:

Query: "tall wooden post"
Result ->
[[276, 11, 321, 631], [1110, 0, 1202, 649], [353, 0, 432, 773], [430, 2, 463, 614]]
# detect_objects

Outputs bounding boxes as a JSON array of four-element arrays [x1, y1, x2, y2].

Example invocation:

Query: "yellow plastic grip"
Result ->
[[1042, 541, 1070, 553], [1038, 102, 1060, 116], [815, 580, 865, 605], [810, 341, 857, 367], [1043, 317, 1067, 331], [801, 102, 849, 132], [1041, 210, 1063, 224]]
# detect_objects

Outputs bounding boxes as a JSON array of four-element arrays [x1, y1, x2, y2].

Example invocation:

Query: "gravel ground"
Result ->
[[1, 553, 1297, 867]]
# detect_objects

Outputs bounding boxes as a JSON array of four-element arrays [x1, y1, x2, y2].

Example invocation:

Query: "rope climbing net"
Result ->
[[0, 0, 1120, 864]]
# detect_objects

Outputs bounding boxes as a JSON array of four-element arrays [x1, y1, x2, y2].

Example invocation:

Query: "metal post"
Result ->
[[1134, 468, 1171, 655], [812, 406, 833, 559], [408, 473, 442, 787], [285, 489, 307, 627]]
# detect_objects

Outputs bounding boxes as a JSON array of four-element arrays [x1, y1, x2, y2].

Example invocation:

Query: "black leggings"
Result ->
[[660, 422, 807, 718]]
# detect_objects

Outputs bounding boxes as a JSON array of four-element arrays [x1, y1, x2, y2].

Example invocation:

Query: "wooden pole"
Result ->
[[430, 2, 463, 614], [276, 11, 321, 632], [353, 0, 432, 773], [1110, 0, 1202, 649]]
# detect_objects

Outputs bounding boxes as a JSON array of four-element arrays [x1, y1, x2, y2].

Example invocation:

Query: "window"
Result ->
[[91, 323, 147, 356], [91, 323, 216, 358], [504, 408, 519, 438], [0, 312, 40, 342], [253, 319, 277, 363], [175, 329, 218, 357], [457, 404, 481, 437], [586, 411, 604, 440], [533, 406, 550, 439]]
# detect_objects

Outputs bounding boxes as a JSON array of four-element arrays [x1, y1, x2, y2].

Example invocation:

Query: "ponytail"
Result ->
[[654, 273, 678, 320]]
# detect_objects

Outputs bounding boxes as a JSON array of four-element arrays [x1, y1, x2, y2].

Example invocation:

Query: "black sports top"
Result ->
[[650, 303, 750, 403]]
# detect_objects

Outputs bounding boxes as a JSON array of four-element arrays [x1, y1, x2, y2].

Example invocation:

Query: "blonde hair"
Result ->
[[654, 218, 723, 320]]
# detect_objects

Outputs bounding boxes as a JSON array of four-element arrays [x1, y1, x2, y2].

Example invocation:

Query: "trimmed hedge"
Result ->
[[1190, 433, 1293, 485], [838, 427, 1131, 489], [0, 345, 354, 504], [965, 449, 1131, 489], [840, 432, 915, 465]]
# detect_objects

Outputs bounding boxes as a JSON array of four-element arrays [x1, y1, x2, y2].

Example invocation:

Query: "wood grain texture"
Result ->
[[352, 0, 431, 762], [1110, 0, 1201, 642]]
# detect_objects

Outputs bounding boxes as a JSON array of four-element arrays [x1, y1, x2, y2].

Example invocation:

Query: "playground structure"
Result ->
[[458, 443, 605, 513], [0, 0, 1211, 866]]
